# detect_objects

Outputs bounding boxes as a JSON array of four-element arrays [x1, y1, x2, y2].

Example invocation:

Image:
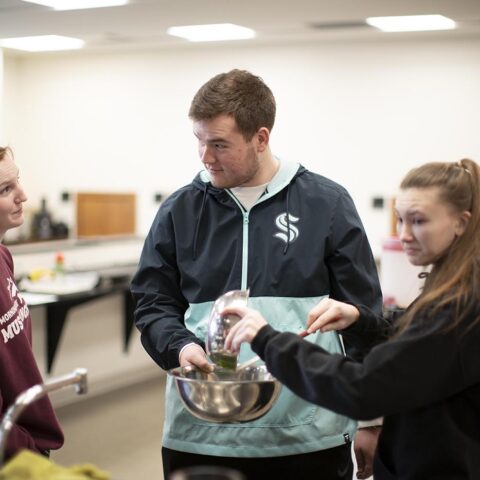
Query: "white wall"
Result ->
[[3, 37, 480, 255], [2, 54, 20, 150]]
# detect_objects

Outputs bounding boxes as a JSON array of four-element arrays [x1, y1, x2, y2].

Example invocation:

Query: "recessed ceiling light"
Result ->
[[366, 14, 456, 32], [21, 0, 128, 10], [167, 23, 256, 42], [0, 35, 85, 52]]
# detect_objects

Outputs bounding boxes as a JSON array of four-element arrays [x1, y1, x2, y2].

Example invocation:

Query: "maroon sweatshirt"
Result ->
[[0, 244, 63, 461]]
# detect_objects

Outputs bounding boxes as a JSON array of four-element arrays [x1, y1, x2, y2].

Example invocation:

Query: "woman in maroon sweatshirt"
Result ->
[[0, 146, 63, 461]]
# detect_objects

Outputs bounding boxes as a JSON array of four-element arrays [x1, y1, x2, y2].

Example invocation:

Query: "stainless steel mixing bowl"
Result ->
[[168, 365, 282, 423]]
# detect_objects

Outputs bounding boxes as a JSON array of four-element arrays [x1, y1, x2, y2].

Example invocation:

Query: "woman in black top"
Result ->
[[224, 158, 480, 479]]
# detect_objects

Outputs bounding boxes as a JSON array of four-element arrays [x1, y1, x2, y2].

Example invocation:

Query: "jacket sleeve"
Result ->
[[252, 312, 480, 421], [130, 207, 203, 370], [325, 190, 387, 358]]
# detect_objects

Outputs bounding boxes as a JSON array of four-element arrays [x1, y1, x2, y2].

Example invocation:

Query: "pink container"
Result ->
[[380, 236, 424, 308]]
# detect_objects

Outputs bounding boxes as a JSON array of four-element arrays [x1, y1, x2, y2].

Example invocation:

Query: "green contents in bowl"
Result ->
[[210, 352, 238, 370]]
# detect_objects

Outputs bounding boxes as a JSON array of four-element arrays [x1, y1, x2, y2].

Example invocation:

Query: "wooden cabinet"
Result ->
[[76, 193, 136, 237]]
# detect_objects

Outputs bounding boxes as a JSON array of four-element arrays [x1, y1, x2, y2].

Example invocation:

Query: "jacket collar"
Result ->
[[196, 158, 301, 198]]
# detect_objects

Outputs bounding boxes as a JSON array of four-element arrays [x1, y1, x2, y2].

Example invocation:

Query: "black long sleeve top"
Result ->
[[252, 305, 480, 479]]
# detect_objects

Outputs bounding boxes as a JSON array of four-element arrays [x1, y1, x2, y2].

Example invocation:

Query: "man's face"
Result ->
[[193, 114, 262, 189]]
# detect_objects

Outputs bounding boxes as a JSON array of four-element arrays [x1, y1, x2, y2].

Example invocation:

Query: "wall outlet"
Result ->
[[372, 197, 384, 209]]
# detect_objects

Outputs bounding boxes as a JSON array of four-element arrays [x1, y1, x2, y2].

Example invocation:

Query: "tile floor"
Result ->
[[52, 373, 166, 480]]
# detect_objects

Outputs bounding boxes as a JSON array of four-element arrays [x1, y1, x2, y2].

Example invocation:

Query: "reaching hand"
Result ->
[[222, 305, 267, 353], [307, 298, 360, 334], [179, 343, 213, 372]]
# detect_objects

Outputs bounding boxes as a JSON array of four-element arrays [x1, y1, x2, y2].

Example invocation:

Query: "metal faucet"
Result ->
[[0, 368, 88, 466]]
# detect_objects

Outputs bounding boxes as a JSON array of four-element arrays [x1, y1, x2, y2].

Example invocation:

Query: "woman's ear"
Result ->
[[455, 211, 471, 237]]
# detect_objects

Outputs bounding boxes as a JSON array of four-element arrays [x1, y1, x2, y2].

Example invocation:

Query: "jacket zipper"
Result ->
[[226, 191, 250, 291], [241, 213, 249, 290]]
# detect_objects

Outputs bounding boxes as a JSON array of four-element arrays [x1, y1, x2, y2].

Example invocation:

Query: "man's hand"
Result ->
[[307, 298, 360, 334], [179, 343, 213, 372], [354, 427, 381, 479]]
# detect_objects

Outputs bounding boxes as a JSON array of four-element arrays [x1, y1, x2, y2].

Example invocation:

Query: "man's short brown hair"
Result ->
[[189, 69, 276, 140]]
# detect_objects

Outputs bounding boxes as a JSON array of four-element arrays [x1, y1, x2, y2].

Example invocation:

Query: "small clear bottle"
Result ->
[[54, 251, 65, 277]]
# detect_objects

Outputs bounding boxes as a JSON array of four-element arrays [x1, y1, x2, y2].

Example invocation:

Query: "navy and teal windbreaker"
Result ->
[[131, 159, 384, 457]]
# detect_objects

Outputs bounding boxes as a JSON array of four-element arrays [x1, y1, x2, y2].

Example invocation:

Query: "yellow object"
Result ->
[[0, 450, 111, 480], [28, 268, 53, 282]]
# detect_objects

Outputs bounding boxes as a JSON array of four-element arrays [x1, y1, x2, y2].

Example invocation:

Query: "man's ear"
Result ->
[[455, 210, 471, 236], [255, 127, 270, 152]]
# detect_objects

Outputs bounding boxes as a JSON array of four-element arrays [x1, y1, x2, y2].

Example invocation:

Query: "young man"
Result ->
[[131, 70, 385, 480], [0, 146, 64, 461]]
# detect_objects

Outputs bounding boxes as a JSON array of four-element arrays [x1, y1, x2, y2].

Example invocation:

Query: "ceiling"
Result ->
[[1, 0, 480, 55]]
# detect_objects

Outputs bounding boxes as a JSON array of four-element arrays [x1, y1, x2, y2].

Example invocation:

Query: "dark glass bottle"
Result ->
[[31, 197, 53, 241]]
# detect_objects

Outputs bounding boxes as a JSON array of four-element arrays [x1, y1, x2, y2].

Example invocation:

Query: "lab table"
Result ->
[[22, 268, 136, 374]]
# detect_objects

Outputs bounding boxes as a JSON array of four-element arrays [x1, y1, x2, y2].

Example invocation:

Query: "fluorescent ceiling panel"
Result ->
[[0, 35, 85, 52], [366, 15, 456, 32], [21, 0, 128, 10], [167, 23, 256, 42]]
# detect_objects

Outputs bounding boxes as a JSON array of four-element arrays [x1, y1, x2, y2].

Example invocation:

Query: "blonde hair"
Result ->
[[396, 158, 480, 334], [0, 146, 13, 162]]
